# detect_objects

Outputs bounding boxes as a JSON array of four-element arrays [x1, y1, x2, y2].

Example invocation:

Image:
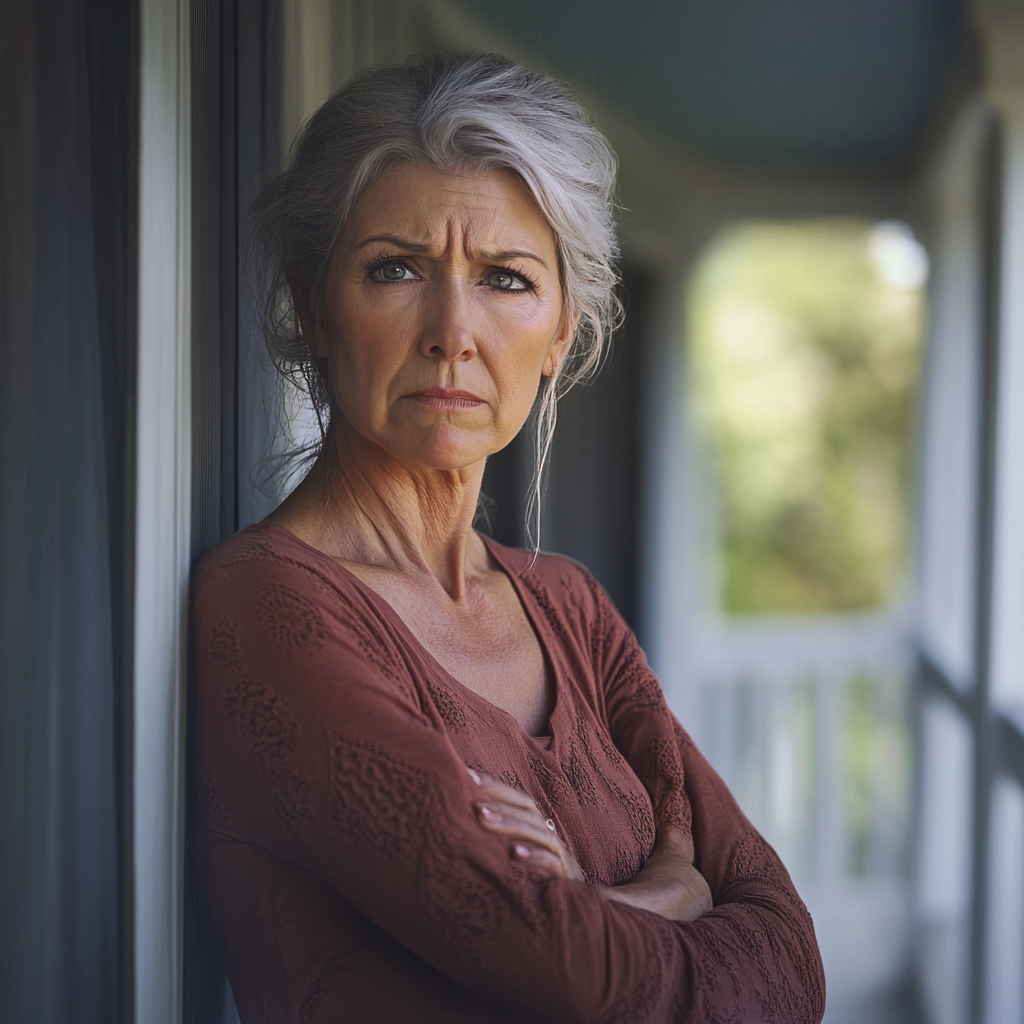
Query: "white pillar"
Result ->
[[973, 0, 1024, 715]]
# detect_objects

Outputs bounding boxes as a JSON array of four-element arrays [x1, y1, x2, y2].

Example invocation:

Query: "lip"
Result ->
[[407, 386, 485, 409]]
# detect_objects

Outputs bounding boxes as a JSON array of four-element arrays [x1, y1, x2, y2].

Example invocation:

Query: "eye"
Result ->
[[372, 261, 416, 282], [485, 269, 528, 291]]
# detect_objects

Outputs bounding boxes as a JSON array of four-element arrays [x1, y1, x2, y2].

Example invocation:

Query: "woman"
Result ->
[[193, 53, 825, 1023]]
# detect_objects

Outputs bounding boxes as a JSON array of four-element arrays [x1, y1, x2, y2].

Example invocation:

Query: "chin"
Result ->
[[407, 446, 488, 475], [390, 426, 495, 475]]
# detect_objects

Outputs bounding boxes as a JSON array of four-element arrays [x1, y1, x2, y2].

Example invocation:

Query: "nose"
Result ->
[[418, 276, 478, 363]]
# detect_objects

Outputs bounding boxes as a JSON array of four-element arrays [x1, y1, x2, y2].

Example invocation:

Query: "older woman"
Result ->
[[193, 53, 825, 1024]]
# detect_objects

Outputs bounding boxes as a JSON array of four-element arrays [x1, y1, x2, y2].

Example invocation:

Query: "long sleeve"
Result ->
[[197, 547, 801, 1024], [195, 530, 825, 1023], [589, 571, 827, 1023]]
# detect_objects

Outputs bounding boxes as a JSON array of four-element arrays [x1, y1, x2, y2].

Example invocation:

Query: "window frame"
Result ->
[[916, 104, 1024, 1024], [132, 0, 192, 1021]]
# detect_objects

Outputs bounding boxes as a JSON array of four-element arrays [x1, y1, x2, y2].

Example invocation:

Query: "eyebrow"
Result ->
[[354, 234, 549, 271], [354, 234, 433, 254], [482, 249, 550, 270]]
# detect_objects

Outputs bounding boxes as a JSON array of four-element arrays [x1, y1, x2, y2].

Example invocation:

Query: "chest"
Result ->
[[359, 570, 554, 736], [437, 673, 658, 887], [344, 563, 658, 886]]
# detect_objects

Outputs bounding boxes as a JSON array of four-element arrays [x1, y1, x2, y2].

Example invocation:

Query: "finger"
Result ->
[[473, 774, 540, 806], [473, 774, 541, 813], [476, 798, 551, 834], [510, 843, 566, 878], [475, 794, 557, 835], [473, 800, 585, 879], [475, 807, 565, 857], [515, 840, 585, 882]]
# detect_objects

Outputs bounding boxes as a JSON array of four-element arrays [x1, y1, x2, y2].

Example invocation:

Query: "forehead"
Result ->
[[343, 163, 556, 252]]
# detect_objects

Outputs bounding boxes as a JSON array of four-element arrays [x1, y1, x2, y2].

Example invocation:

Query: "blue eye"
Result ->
[[486, 269, 527, 291]]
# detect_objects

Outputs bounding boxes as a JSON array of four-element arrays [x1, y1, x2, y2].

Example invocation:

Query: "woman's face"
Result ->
[[307, 163, 573, 473]]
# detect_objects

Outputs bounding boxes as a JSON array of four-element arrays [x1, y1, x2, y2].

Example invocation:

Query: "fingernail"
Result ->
[[468, 769, 481, 785], [479, 806, 497, 822], [513, 844, 531, 858]]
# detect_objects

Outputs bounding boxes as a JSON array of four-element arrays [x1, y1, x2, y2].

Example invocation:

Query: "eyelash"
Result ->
[[361, 251, 537, 292], [361, 250, 408, 277], [497, 263, 539, 292]]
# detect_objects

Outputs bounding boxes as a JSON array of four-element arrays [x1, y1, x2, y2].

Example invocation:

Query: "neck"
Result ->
[[271, 422, 488, 600]]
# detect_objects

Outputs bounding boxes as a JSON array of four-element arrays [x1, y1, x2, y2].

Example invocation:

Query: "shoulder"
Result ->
[[195, 522, 338, 588], [193, 525, 421, 707], [195, 525, 334, 620], [192, 524, 390, 657]]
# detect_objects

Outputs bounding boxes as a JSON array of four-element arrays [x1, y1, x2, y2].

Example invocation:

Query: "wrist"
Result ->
[[598, 877, 668, 916]]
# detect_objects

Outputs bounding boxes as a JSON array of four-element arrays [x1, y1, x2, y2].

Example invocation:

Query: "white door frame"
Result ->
[[133, 0, 191, 1020]]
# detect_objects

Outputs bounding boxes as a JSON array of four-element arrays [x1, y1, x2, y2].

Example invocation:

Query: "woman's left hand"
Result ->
[[467, 773, 711, 922], [469, 770, 586, 881], [600, 825, 713, 922]]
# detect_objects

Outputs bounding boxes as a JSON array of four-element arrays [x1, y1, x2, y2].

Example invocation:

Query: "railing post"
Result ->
[[966, 111, 1002, 1024]]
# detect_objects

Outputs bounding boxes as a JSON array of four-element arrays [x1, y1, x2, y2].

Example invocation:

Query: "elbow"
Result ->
[[703, 893, 827, 1024], [805, 946, 827, 1023], [774, 904, 827, 1023], [788, 914, 826, 1023]]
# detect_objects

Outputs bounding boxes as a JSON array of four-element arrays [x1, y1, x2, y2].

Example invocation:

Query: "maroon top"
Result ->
[[193, 524, 825, 1023]]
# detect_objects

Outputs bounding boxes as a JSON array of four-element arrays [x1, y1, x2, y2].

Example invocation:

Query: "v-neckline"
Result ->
[[255, 523, 564, 754]]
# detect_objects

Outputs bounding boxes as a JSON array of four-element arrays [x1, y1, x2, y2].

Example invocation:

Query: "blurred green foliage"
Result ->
[[688, 219, 925, 614]]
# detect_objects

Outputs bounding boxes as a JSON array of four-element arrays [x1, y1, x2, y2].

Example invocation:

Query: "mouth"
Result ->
[[407, 387, 485, 410]]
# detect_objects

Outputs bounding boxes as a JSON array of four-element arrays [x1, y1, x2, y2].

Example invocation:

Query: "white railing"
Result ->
[[672, 614, 914, 1014]]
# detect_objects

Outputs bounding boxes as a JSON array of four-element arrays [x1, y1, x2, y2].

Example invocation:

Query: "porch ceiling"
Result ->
[[457, 0, 970, 167]]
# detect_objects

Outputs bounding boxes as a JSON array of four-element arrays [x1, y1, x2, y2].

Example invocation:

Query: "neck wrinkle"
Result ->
[[301, 422, 487, 601]]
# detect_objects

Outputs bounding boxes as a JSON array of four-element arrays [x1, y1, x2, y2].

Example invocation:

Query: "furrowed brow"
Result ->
[[354, 236, 550, 271], [481, 249, 549, 270], [354, 234, 434, 253]]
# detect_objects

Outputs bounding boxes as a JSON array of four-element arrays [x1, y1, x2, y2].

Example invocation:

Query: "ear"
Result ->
[[542, 311, 578, 377]]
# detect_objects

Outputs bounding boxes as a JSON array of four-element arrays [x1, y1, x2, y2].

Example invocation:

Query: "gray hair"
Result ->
[[253, 52, 621, 547]]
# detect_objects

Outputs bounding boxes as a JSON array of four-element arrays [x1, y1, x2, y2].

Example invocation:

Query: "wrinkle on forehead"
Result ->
[[345, 164, 555, 267]]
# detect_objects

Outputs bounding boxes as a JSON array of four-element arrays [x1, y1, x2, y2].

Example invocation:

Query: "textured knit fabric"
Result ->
[[193, 524, 825, 1024]]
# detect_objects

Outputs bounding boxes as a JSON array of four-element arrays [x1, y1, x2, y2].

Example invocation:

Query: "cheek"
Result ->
[[485, 322, 558, 424], [507, 299, 564, 365], [322, 302, 411, 412]]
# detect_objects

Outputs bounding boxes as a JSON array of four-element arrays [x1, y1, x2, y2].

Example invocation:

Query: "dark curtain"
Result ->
[[0, 1, 136, 1021]]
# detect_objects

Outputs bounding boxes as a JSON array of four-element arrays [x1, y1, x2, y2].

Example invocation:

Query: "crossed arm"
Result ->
[[470, 769, 714, 922], [196, 552, 826, 1024]]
